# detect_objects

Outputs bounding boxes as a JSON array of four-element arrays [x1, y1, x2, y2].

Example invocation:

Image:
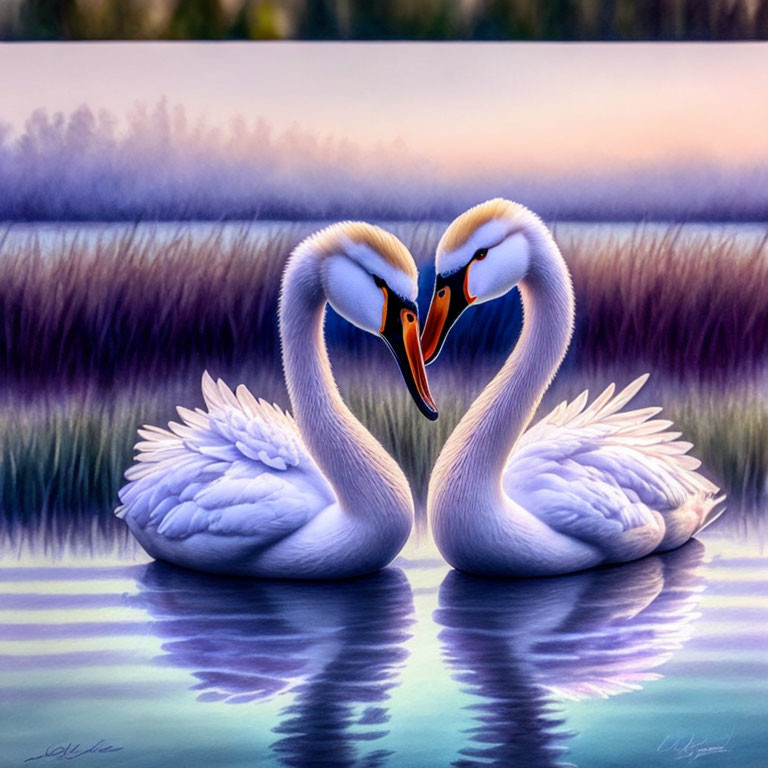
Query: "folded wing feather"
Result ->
[[505, 375, 720, 546], [116, 372, 335, 543]]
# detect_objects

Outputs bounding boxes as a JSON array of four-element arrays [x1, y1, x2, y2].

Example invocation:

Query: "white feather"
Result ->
[[119, 371, 333, 544], [508, 377, 721, 551]]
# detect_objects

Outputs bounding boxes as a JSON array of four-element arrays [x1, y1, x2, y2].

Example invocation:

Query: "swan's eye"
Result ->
[[373, 275, 386, 288], [437, 288, 447, 298], [474, 248, 488, 261]]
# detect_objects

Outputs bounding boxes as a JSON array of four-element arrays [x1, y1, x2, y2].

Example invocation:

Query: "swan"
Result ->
[[421, 199, 724, 577], [116, 221, 437, 579]]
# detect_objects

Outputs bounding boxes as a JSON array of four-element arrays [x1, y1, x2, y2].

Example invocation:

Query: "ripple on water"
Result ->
[[0, 531, 767, 767]]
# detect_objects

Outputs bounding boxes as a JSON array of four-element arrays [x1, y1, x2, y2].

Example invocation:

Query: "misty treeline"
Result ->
[[1, 102, 767, 221], [3, 0, 768, 40], [0, 102, 442, 220]]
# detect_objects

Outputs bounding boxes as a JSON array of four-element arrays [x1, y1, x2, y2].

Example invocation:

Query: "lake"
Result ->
[[1, 519, 766, 767], [3, 220, 768, 266]]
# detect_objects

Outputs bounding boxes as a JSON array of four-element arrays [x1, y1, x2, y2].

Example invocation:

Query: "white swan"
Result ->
[[421, 199, 723, 577], [116, 222, 437, 579]]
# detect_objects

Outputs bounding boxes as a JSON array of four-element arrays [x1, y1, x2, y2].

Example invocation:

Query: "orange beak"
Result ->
[[421, 266, 475, 365], [421, 285, 451, 364], [377, 285, 438, 420], [401, 308, 438, 417]]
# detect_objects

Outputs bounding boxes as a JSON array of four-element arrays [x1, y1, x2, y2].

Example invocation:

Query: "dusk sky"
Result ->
[[2, 42, 767, 176]]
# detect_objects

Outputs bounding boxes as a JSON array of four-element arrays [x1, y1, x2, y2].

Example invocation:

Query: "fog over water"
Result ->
[[2, 102, 767, 221], [2, 41, 768, 221]]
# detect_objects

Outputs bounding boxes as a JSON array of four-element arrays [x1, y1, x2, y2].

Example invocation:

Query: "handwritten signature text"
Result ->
[[24, 739, 123, 763], [657, 730, 734, 761]]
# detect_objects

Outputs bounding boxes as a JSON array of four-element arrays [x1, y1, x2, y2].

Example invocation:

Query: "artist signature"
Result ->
[[24, 739, 123, 763], [657, 730, 734, 761]]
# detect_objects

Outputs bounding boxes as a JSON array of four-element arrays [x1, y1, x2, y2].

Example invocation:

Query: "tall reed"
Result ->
[[0, 222, 765, 389]]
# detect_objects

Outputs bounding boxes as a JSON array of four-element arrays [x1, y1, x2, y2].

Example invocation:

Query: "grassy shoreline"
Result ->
[[0, 364, 766, 547]]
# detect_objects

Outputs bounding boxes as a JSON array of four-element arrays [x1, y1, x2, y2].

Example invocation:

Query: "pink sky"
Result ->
[[1, 42, 767, 174]]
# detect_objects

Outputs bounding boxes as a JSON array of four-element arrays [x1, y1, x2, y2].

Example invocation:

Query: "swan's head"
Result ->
[[422, 198, 534, 364], [305, 221, 437, 420]]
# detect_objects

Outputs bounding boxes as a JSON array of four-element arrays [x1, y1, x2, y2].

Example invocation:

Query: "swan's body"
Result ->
[[423, 199, 723, 577], [117, 222, 436, 579]]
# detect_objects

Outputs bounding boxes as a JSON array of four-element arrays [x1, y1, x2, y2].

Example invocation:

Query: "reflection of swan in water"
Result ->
[[132, 563, 414, 766], [434, 541, 706, 767]]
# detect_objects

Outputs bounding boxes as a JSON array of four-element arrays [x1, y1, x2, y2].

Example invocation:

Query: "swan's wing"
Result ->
[[116, 372, 335, 542], [504, 375, 720, 550]]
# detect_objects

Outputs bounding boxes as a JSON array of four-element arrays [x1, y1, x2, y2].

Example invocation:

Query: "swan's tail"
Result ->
[[696, 494, 727, 535]]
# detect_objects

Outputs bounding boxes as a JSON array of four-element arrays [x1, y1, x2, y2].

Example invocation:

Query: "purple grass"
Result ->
[[0, 222, 766, 393]]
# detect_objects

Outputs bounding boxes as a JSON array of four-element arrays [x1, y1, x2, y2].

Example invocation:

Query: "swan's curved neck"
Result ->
[[279, 247, 412, 522], [445, 227, 574, 493]]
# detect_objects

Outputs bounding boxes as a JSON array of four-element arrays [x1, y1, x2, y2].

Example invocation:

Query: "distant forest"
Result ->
[[3, 0, 768, 41], [2, 103, 767, 221]]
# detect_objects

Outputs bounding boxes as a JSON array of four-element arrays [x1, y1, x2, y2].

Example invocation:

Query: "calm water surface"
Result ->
[[2, 220, 767, 266], [1, 523, 766, 767]]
